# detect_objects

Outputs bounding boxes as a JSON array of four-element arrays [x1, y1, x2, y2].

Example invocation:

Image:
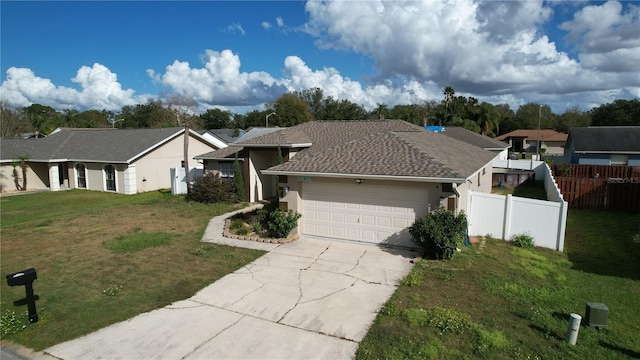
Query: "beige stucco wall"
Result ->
[[248, 149, 278, 202], [0, 162, 49, 192], [134, 135, 214, 193]]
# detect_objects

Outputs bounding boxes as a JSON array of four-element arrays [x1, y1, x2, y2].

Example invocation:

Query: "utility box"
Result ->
[[585, 302, 608, 329]]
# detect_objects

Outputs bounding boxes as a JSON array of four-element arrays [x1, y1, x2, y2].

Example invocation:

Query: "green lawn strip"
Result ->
[[357, 210, 640, 359], [1, 190, 264, 350]]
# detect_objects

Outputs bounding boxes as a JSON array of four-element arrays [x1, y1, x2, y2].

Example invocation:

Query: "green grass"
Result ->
[[0, 190, 265, 350], [492, 180, 548, 200], [102, 231, 176, 252], [357, 209, 640, 359]]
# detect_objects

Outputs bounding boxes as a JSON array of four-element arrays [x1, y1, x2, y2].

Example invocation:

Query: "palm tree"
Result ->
[[375, 103, 389, 120], [476, 102, 500, 136]]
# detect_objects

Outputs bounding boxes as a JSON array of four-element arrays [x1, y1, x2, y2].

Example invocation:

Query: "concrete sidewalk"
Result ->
[[41, 206, 418, 360]]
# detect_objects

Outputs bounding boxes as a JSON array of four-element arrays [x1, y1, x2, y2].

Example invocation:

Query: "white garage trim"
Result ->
[[302, 181, 429, 247]]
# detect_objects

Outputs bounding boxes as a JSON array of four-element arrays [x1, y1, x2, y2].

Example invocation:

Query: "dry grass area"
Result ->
[[1, 190, 264, 350]]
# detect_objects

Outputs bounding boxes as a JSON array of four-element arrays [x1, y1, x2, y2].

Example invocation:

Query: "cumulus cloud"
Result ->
[[0, 64, 146, 111], [559, 0, 640, 72], [157, 49, 287, 106], [261, 21, 272, 30], [303, 0, 639, 108]]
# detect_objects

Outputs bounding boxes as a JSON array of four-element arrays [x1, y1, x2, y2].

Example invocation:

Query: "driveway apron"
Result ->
[[44, 209, 418, 360]]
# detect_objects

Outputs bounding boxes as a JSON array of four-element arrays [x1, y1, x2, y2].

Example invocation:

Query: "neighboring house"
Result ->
[[496, 129, 567, 156], [564, 126, 640, 166], [196, 128, 281, 180], [210, 120, 496, 247], [197, 128, 246, 149], [1, 128, 220, 194], [440, 127, 511, 160]]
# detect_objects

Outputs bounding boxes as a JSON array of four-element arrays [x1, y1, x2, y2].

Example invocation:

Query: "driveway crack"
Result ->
[[181, 315, 245, 359]]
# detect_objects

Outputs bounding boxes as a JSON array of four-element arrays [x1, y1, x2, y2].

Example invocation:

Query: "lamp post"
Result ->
[[266, 112, 276, 127]]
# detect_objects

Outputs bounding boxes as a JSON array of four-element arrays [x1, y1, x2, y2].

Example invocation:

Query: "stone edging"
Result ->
[[223, 219, 299, 244]]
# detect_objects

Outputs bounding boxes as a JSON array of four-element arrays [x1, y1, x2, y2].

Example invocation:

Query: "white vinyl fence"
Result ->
[[170, 167, 204, 195], [468, 162, 568, 251]]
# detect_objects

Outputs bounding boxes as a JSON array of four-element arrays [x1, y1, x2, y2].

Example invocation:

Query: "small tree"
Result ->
[[188, 172, 234, 204], [233, 153, 245, 202], [12, 155, 30, 191], [409, 208, 468, 260]]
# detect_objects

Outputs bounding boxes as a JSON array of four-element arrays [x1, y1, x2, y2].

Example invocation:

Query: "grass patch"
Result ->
[[103, 231, 175, 252], [0, 190, 265, 350], [357, 209, 640, 359], [492, 180, 547, 200]]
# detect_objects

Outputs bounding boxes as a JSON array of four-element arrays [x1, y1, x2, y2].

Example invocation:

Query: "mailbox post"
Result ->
[[6, 268, 39, 323]]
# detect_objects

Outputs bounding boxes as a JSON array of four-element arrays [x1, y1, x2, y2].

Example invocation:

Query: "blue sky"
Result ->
[[1, 1, 638, 114]]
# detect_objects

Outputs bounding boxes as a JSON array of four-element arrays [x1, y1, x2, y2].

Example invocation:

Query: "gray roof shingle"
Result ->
[[442, 127, 510, 150], [1, 128, 188, 163], [569, 126, 640, 153], [243, 120, 496, 180]]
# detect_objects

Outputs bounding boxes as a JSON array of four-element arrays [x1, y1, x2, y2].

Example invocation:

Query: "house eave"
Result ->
[[578, 151, 640, 155], [260, 170, 465, 183], [230, 143, 313, 149]]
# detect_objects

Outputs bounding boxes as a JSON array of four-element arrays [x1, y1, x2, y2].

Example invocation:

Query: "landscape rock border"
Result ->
[[223, 219, 299, 244]]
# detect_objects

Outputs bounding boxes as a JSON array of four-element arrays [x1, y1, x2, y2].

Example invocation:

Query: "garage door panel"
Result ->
[[303, 181, 428, 246], [377, 216, 391, 227], [346, 214, 359, 224], [315, 211, 329, 221]]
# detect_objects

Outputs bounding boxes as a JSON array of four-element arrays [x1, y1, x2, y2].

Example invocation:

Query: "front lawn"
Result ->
[[357, 209, 640, 359], [0, 190, 265, 350]]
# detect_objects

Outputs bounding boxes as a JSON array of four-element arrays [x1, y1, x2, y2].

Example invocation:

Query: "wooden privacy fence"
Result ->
[[551, 163, 640, 179], [550, 164, 640, 211]]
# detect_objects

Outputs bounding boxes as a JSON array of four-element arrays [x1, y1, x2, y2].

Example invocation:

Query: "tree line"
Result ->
[[1, 87, 638, 139]]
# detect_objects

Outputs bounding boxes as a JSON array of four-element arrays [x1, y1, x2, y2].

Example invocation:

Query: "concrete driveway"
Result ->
[[42, 208, 418, 360]]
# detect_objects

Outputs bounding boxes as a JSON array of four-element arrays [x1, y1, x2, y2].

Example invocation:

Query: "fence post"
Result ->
[[556, 200, 568, 251], [503, 194, 512, 240]]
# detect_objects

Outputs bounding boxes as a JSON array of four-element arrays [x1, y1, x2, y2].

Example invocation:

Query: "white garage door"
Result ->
[[302, 181, 429, 246]]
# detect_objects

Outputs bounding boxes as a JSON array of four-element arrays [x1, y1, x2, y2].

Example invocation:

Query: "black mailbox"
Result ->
[[6, 268, 39, 323], [7, 268, 37, 287]]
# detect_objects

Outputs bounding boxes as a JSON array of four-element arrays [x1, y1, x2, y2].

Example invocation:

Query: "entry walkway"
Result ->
[[41, 207, 418, 359]]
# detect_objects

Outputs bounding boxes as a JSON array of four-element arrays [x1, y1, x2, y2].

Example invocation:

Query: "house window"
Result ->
[[611, 155, 628, 165], [105, 165, 116, 191], [76, 164, 86, 188], [220, 162, 234, 178]]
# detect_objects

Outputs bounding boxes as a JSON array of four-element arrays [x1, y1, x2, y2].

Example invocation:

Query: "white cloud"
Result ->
[[0, 64, 146, 111], [225, 23, 246, 36], [158, 49, 287, 106], [559, 0, 640, 72], [303, 0, 639, 110], [276, 17, 284, 27], [261, 21, 272, 30]]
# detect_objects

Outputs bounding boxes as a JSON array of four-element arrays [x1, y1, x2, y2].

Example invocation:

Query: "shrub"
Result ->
[[511, 233, 535, 248], [232, 156, 244, 202], [188, 172, 235, 203], [257, 199, 280, 227], [250, 221, 263, 233], [409, 208, 467, 260], [267, 209, 302, 238]]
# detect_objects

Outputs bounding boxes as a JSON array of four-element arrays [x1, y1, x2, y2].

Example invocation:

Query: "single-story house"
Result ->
[[200, 120, 497, 247], [197, 128, 246, 149], [564, 126, 640, 166], [195, 128, 281, 180], [440, 127, 511, 160], [1, 127, 220, 194], [496, 129, 567, 156]]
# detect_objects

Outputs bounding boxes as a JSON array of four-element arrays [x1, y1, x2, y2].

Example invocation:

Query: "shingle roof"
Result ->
[[442, 127, 510, 150], [195, 146, 241, 161], [208, 128, 245, 144], [245, 120, 496, 180], [1, 127, 193, 163], [496, 129, 567, 142], [569, 126, 640, 153]]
